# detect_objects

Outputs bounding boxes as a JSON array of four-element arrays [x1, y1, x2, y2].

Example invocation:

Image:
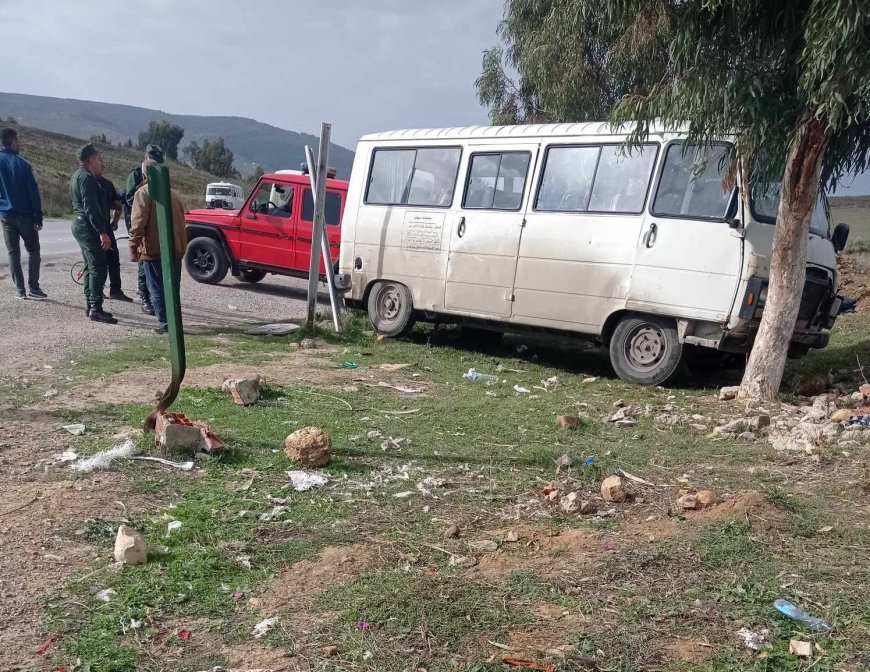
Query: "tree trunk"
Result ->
[[738, 114, 831, 401]]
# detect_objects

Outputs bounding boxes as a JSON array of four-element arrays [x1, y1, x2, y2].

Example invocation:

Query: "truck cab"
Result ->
[[184, 172, 348, 285]]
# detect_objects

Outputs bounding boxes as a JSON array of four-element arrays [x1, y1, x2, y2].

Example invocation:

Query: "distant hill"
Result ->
[[0, 91, 355, 179], [6, 122, 227, 217]]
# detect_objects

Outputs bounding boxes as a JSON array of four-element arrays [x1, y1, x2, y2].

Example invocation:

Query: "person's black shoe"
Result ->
[[89, 309, 118, 324], [153, 325, 168, 334], [28, 287, 48, 300], [14, 289, 26, 300], [109, 289, 135, 302], [142, 301, 156, 316], [86, 306, 91, 317]]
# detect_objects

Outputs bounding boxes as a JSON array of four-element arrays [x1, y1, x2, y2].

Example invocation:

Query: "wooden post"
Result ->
[[306, 122, 331, 329]]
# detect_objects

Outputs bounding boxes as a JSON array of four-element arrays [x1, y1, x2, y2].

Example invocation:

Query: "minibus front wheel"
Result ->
[[368, 281, 416, 337], [609, 314, 682, 386]]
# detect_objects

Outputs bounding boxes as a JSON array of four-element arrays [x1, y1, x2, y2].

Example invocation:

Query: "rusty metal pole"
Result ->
[[305, 122, 331, 330]]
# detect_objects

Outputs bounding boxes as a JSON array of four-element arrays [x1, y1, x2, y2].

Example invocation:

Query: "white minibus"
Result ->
[[336, 124, 847, 385], [205, 182, 245, 210]]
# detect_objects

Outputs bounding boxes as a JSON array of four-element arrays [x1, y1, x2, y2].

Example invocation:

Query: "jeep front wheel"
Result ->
[[185, 237, 229, 285]]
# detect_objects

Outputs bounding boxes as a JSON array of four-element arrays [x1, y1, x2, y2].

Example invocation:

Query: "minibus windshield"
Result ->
[[750, 182, 830, 238]]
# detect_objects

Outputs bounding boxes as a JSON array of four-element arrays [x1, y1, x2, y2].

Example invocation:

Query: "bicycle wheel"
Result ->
[[71, 260, 85, 286]]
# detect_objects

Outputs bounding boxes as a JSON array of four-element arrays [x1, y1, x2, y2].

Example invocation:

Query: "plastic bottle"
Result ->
[[773, 599, 833, 633], [463, 368, 498, 383]]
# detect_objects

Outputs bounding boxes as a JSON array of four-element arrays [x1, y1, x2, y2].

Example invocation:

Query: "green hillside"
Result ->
[[0, 91, 355, 179], [7, 122, 229, 217]]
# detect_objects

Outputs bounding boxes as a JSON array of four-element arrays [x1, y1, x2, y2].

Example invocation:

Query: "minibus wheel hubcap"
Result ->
[[379, 287, 401, 320], [627, 325, 665, 368]]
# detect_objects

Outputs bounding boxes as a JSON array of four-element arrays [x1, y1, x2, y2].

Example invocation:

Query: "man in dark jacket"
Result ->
[[97, 175, 134, 302], [0, 127, 46, 299], [125, 144, 164, 315], [70, 143, 116, 324]]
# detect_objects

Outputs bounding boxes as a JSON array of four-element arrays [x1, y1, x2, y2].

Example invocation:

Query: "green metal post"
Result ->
[[144, 164, 186, 431]]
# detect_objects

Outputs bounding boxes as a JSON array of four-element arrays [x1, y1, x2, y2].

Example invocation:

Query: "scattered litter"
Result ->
[[132, 456, 194, 471], [233, 591, 245, 601], [377, 381, 425, 394], [259, 506, 288, 522], [71, 439, 139, 473], [505, 530, 519, 543], [244, 322, 301, 336], [393, 491, 415, 498], [513, 385, 530, 394], [463, 368, 498, 382], [420, 476, 448, 488], [615, 468, 655, 487], [167, 520, 183, 534], [367, 429, 384, 441], [235, 555, 252, 569], [252, 616, 278, 639], [122, 619, 143, 634], [337, 361, 358, 369], [377, 408, 421, 415], [54, 450, 79, 463], [285, 427, 331, 467], [287, 470, 329, 492], [95, 588, 116, 603], [774, 599, 833, 633], [381, 436, 410, 451], [503, 658, 555, 672], [737, 627, 770, 651], [356, 620, 372, 631], [43, 388, 58, 399], [818, 525, 834, 534], [581, 377, 598, 384], [222, 375, 264, 405], [35, 637, 57, 655], [488, 640, 512, 651], [62, 423, 86, 436], [178, 629, 192, 641], [516, 344, 529, 354], [542, 376, 559, 390], [789, 639, 813, 658]]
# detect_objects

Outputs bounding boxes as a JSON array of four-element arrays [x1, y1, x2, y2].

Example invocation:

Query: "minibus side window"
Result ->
[[462, 152, 531, 211], [366, 147, 461, 207], [652, 144, 733, 219], [536, 146, 599, 211], [302, 189, 343, 226], [588, 145, 658, 213]]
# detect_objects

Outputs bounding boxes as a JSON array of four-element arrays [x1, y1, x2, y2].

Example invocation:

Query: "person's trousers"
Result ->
[[143, 258, 181, 328], [1, 213, 40, 292], [138, 261, 150, 300], [71, 220, 108, 311], [106, 228, 122, 292]]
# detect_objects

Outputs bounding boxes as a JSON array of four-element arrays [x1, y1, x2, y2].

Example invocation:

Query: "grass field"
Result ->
[[4, 310, 867, 672]]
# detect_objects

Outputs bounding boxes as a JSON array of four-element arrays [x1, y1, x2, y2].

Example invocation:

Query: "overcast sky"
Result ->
[[0, 0, 505, 147]]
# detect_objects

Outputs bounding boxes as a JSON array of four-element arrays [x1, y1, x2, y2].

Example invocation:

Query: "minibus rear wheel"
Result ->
[[609, 314, 682, 385], [368, 281, 416, 337]]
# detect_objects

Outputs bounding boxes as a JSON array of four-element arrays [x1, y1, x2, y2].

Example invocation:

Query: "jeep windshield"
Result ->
[[750, 181, 831, 238]]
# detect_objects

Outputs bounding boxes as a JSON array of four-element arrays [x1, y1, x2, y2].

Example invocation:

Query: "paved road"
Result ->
[[0, 218, 80, 266], [0, 235, 328, 377]]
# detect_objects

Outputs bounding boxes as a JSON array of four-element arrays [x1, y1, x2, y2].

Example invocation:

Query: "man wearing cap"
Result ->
[[0, 127, 47, 300], [125, 144, 164, 316], [69, 143, 116, 324]]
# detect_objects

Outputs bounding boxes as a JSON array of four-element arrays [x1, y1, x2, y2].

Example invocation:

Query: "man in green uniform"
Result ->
[[69, 144, 117, 324], [97, 174, 134, 302], [125, 144, 164, 316]]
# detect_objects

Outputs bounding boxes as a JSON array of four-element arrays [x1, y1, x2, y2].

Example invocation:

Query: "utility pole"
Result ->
[[305, 122, 331, 330]]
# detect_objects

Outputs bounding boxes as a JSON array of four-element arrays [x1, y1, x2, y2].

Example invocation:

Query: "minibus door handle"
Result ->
[[644, 222, 658, 248], [457, 216, 466, 238]]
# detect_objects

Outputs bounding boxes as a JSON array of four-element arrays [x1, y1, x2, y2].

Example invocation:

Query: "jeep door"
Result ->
[[239, 180, 296, 268]]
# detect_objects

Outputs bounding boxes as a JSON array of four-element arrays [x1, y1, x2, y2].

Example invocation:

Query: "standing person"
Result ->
[[128, 159, 187, 334], [97, 175, 134, 302], [69, 143, 116, 324], [0, 127, 46, 299], [125, 144, 164, 316]]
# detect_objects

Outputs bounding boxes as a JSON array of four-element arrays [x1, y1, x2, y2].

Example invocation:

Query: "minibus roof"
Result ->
[[360, 122, 700, 143]]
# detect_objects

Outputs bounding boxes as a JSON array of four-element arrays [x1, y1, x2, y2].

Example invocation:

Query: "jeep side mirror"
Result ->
[[832, 223, 850, 252], [249, 200, 259, 214]]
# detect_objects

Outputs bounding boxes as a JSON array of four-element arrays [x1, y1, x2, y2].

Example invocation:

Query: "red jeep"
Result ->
[[184, 171, 348, 284]]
